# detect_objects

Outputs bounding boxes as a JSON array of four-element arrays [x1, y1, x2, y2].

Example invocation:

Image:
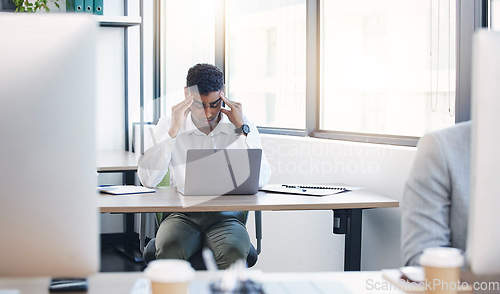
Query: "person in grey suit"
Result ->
[[401, 121, 471, 266]]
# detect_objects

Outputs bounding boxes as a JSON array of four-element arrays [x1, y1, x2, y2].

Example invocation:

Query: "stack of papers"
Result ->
[[97, 185, 155, 195], [381, 267, 472, 293]]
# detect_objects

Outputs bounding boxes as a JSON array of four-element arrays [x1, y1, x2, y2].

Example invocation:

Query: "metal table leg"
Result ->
[[333, 209, 363, 271]]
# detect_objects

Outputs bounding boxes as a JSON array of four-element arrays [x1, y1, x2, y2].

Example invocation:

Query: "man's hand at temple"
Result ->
[[168, 94, 193, 138], [220, 95, 245, 129]]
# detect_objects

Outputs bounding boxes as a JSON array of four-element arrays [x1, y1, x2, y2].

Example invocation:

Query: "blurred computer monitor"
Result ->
[[467, 29, 500, 275], [0, 13, 99, 277]]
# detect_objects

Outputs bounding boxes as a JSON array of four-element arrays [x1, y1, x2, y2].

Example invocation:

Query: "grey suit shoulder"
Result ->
[[401, 121, 471, 266]]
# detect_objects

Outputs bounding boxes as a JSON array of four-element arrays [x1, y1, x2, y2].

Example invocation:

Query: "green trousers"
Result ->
[[155, 211, 250, 269]]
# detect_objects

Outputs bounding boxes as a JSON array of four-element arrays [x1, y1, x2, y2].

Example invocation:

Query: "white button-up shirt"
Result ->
[[138, 112, 271, 192]]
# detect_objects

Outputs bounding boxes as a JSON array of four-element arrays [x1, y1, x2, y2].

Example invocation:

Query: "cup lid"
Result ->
[[419, 247, 464, 268], [144, 259, 195, 282]]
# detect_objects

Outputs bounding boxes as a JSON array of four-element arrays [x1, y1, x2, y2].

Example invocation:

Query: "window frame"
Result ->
[[306, 0, 482, 147], [154, 0, 487, 147]]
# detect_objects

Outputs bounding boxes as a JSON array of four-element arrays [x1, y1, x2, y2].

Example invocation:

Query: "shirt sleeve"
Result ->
[[237, 117, 271, 187], [137, 117, 176, 188], [401, 133, 452, 266]]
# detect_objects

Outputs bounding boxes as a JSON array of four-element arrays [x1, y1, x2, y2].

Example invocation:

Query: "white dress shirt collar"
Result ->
[[183, 112, 234, 137]]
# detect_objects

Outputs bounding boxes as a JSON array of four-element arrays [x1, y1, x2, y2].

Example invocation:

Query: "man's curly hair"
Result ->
[[186, 63, 224, 96]]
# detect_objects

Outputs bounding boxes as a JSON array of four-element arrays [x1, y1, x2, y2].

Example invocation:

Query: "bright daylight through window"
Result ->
[[160, 0, 215, 117], [160, 0, 461, 142], [226, 0, 306, 130], [320, 0, 456, 137]]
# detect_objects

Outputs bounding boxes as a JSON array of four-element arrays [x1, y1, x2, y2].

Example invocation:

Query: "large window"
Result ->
[[157, 0, 483, 145], [226, 0, 306, 130], [320, 0, 456, 137], [159, 0, 216, 118]]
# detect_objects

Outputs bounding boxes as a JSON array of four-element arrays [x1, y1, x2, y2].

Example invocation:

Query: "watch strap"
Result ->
[[235, 124, 250, 135]]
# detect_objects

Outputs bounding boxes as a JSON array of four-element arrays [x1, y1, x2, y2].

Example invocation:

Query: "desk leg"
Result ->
[[333, 209, 362, 271], [114, 171, 143, 263]]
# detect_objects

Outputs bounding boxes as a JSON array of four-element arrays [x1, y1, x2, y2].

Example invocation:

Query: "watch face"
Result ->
[[242, 124, 250, 134]]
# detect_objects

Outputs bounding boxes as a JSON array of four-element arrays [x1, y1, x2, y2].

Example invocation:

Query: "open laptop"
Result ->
[[183, 149, 262, 196]]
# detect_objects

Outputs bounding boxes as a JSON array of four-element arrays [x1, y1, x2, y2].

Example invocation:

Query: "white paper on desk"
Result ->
[[259, 184, 363, 196], [382, 267, 471, 293], [381, 268, 424, 293], [97, 185, 155, 195]]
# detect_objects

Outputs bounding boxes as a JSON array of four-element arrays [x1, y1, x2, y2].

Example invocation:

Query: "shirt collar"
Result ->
[[184, 113, 234, 136], [182, 113, 199, 135]]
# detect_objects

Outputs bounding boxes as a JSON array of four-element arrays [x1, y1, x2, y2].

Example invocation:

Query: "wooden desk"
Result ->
[[96, 150, 138, 173], [99, 187, 399, 271], [0, 271, 401, 294], [99, 187, 397, 213], [2, 271, 499, 294]]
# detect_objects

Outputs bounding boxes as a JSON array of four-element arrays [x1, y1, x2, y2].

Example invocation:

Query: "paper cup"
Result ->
[[420, 247, 465, 294], [144, 260, 195, 294]]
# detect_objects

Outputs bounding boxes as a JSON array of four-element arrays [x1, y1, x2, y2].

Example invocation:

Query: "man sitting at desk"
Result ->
[[138, 63, 271, 269]]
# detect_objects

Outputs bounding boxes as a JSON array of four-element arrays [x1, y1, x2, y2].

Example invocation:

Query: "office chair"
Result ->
[[143, 211, 262, 269]]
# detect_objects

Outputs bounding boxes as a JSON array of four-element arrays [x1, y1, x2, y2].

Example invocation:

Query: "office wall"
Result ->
[[247, 134, 417, 271]]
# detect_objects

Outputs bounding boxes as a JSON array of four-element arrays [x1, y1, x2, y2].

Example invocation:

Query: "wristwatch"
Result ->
[[235, 124, 250, 136]]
